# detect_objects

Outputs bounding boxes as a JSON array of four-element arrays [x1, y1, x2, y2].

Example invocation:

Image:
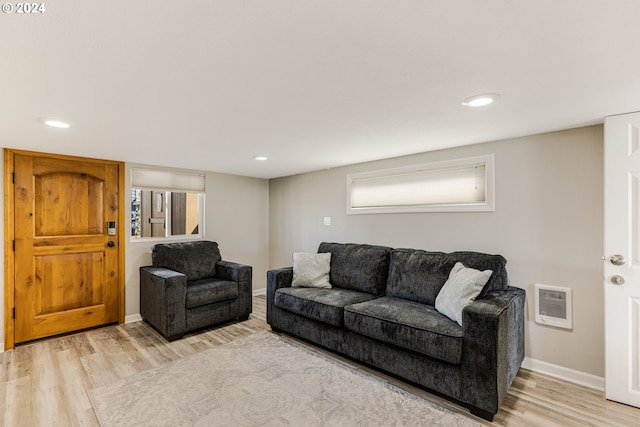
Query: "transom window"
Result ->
[[347, 155, 494, 214]]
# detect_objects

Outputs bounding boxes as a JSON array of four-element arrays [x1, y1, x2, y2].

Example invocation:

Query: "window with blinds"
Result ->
[[347, 155, 494, 214]]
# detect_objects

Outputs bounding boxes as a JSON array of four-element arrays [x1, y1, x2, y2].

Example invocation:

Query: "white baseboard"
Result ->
[[253, 288, 266, 296], [125, 314, 143, 324], [523, 357, 604, 391]]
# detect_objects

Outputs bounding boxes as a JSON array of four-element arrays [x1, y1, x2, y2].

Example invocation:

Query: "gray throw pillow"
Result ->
[[292, 252, 332, 288], [435, 262, 492, 326]]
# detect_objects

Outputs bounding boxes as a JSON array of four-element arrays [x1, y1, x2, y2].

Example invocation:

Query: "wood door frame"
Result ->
[[4, 149, 125, 350]]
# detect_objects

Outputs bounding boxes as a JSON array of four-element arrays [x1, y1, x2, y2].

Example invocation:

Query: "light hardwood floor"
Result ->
[[1, 295, 639, 426]]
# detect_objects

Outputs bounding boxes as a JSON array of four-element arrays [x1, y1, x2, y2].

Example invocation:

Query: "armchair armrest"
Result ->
[[266, 267, 293, 326], [215, 260, 253, 318], [139, 266, 187, 341], [460, 286, 526, 419]]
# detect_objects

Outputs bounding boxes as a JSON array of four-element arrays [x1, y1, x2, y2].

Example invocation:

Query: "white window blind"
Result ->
[[131, 169, 205, 192], [347, 155, 494, 214]]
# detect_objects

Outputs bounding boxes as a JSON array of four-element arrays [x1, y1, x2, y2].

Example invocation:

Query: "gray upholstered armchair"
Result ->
[[140, 241, 252, 341]]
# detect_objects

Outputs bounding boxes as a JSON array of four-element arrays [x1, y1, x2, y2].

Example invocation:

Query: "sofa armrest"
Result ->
[[216, 260, 253, 318], [460, 286, 526, 418], [266, 267, 293, 326], [139, 266, 188, 341]]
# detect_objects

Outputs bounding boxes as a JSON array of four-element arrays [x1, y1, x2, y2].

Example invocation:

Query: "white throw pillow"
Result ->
[[435, 262, 492, 326], [292, 252, 332, 288]]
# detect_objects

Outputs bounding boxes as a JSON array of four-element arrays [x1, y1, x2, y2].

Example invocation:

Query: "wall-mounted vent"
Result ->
[[535, 284, 572, 329]]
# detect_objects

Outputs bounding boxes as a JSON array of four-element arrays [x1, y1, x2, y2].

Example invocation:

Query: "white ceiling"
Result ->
[[2, 1, 639, 179]]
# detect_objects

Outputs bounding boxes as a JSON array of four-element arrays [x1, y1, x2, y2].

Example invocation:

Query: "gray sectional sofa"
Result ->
[[267, 242, 525, 421]]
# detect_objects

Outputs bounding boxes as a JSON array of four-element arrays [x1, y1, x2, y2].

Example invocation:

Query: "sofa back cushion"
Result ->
[[152, 240, 221, 281], [449, 251, 508, 296], [318, 242, 392, 296], [386, 249, 508, 305]]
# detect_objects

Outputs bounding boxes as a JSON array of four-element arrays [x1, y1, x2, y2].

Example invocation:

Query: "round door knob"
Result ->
[[107, 241, 115, 247], [610, 275, 625, 285]]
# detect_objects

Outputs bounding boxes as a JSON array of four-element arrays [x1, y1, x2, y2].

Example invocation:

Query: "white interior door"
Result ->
[[604, 111, 640, 407]]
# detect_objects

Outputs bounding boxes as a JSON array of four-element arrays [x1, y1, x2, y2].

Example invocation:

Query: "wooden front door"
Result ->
[[5, 149, 124, 347]]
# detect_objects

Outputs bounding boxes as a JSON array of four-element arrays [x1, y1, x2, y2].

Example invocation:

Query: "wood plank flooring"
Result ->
[[1, 295, 639, 426]]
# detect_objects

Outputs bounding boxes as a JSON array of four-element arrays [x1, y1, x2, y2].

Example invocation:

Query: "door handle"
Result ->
[[107, 241, 116, 248], [603, 254, 626, 266], [610, 275, 625, 285]]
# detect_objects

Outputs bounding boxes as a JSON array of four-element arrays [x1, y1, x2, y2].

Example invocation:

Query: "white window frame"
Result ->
[[347, 154, 495, 214]]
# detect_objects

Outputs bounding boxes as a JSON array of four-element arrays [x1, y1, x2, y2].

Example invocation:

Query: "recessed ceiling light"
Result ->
[[254, 156, 268, 161], [462, 93, 501, 107], [43, 119, 71, 128]]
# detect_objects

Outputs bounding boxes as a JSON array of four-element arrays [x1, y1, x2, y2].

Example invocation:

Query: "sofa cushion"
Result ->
[[318, 242, 392, 296], [386, 249, 450, 306], [292, 252, 332, 288], [386, 249, 508, 305], [185, 278, 239, 309], [152, 241, 221, 281], [435, 262, 492, 325], [344, 296, 463, 364], [275, 287, 377, 327], [450, 251, 508, 296]]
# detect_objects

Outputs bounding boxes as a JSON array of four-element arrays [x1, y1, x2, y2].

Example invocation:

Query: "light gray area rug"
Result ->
[[89, 332, 480, 427]]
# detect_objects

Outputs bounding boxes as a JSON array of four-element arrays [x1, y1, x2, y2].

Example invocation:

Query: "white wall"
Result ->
[[269, 125, 605, 380]]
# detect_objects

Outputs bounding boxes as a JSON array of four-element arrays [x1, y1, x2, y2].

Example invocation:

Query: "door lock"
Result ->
[[610, 275, 625, 285], [107, 241, 116, 248]]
